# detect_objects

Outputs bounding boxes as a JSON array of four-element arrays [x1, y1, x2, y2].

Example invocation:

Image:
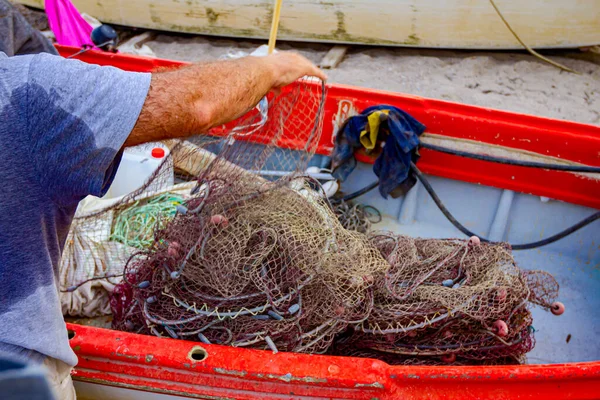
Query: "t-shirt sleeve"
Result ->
[[24, 52, 151, 207]]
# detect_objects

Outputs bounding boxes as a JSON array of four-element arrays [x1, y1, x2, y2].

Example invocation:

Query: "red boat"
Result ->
[[57, 45, 600, 400]]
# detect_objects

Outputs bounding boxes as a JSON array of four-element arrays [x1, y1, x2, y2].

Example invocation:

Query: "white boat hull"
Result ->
[[18, 0, 600, 49]]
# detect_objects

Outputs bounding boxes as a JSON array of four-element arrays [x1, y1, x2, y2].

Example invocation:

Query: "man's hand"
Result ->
[[265, 52, 327, 88], [125, 52, 326, 147]]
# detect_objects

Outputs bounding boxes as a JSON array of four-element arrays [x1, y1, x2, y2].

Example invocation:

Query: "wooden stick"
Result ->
[[267, 0, 284, 54], [319, 45, 349, 69]]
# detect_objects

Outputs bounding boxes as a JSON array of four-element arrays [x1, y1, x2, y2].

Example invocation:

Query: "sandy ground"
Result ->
[[13, 2, 600, 125], [145, 33, 600, 126]]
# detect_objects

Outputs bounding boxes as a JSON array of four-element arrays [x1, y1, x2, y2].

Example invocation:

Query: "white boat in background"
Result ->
[[19, 0, 600, 49]]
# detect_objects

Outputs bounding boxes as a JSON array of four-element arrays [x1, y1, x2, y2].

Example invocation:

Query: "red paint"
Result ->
[[68, 323, 600, 399], [56, 46, 600, 398]]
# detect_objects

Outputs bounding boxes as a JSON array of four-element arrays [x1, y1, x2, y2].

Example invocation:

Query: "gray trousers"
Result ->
[[0, 0, 57, 56]]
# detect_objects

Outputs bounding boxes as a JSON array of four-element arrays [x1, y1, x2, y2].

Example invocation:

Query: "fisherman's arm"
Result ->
[[125, 52, 327, 147], [7, 51, 323, 206]]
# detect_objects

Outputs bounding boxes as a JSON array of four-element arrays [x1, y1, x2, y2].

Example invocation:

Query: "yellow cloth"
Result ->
[[359, 109, 389, 150]]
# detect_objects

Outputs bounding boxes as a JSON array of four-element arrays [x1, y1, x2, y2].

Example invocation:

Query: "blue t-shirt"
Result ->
[[0, 52, 151, 366]]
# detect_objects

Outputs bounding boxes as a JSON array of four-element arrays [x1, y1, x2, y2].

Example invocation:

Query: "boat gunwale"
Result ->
[[67, 322, 600, 399]]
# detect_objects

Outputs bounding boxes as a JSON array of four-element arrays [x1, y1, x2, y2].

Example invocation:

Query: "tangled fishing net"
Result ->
[[333, 200, 382, 234], [329, 235, 562, 365], [60, 178, 194, 316], [60, 76, 562, 365], [110, 193, 185, 249]]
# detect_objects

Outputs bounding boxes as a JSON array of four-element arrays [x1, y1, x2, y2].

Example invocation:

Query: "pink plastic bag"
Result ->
[[45, 0, 94, 48]]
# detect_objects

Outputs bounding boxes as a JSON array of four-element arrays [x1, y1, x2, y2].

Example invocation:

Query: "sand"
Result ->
[[145, 33, 600, 126], [13, 1, 600, 125]]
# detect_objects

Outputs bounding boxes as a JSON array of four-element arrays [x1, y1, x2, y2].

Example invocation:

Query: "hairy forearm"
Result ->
[[125, 56, 276, 147]]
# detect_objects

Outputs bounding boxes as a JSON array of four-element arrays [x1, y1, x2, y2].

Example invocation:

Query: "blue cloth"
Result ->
[[331, 105, 425, 199], [0, 51, 151, 367]]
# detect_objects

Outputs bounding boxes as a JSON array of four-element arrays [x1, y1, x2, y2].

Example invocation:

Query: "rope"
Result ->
[[329, 163, 598, 249], [62, 273, 124, 292], [330, 180, 379, 204], [333, 200, 381, 233], [488, 0, 578, 74], [66, 40, 116, 59], [421, 142, 600, 173], [110, 193, 184, 249], [411, 162, 599, 250]]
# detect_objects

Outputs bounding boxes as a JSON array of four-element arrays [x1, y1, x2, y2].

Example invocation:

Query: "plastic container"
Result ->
[[104, 142, 173, 199]]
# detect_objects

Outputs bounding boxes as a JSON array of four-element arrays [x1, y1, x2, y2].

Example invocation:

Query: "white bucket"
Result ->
[[104, 142, 174, 199]]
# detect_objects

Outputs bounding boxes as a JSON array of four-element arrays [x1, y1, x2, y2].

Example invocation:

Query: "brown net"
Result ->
[[333, 200, 382, 234], [329, 234, 545, 364], [58, 77, 561, 365]]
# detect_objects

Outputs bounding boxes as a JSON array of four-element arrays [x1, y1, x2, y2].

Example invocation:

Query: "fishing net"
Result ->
[[59, 176, 195, 317], [333, 200, 382, 234], [59, 75, 562, 365], [61, 76, 326, 316], [110, 78, 393, 353], [328, 234, 553, 365]]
